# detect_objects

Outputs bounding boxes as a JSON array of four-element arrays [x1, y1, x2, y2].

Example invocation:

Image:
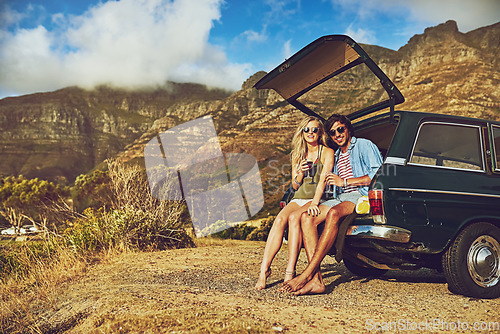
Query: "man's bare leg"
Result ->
[[286, 202, 355, 295], [292, 210, 325, 295]]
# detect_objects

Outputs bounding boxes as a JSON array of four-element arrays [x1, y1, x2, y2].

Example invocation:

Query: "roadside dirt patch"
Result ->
[[30, 239, 499, 333]]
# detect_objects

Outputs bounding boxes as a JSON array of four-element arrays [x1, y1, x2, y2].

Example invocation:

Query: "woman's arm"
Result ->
[[307, 146, 334, 216], [291, 159, 307, 191]]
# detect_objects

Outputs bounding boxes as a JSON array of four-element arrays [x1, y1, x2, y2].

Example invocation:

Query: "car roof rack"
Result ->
[[254, 35, 404, 123]]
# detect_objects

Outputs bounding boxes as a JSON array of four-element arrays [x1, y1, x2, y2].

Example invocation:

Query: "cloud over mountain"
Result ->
[[0, 0, 252, 97]]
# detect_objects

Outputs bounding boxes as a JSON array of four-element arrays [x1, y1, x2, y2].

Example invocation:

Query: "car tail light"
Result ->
[[369, 189, 386, 224]]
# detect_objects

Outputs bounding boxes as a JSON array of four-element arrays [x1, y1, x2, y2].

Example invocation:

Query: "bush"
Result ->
[[64, 160, 194, 255], [211, 222, 257, 240], [73, 169, 112, 211], [66, 207, 194, 254], [246, 216, 275, 241], [0, 176, 69, 226], [0, 241, 58, 280]]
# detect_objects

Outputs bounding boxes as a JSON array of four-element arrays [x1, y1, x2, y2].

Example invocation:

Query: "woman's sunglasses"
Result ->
[[303, 127, 319, 134], [328, 126, 346, 136]]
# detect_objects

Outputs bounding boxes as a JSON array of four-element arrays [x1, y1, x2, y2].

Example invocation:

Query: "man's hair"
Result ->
[[325, 114, 355, 137]]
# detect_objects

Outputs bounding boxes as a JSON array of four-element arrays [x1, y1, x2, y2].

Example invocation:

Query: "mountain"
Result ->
[[1, 20, 499, 214], [0, 83, 231, 182]]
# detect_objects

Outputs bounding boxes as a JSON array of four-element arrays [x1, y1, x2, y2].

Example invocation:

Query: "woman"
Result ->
[[255, 116, 334, 290]]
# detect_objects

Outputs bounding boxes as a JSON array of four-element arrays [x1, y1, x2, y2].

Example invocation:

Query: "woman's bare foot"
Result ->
[[293, 277, 325, 295], [284, 270, 295, 283], [254, 268, 272, 290]]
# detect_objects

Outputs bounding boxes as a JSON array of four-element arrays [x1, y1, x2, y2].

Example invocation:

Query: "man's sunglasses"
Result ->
[[328, 126, 346, 136], [303, 127, 319, 134]]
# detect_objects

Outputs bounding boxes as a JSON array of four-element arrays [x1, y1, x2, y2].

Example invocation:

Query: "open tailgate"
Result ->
[[254, 35, 404, 122]]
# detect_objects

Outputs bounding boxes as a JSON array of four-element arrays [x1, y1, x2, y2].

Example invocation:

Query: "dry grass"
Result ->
[[0, 240, 273, 333], [0, 239, 87, 333], [0, 158, 273, 333], [0, 159, 197, 333]]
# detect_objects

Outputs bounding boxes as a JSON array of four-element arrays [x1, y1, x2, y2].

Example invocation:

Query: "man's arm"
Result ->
[[360, 138, 383, 180], [326, 173, 371, 188]]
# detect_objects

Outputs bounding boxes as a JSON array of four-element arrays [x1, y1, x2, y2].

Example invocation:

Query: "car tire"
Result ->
[[343, 258, 388, 277], [442, 222, 500, 299]]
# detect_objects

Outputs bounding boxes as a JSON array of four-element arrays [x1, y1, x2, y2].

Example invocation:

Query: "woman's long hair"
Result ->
[[290, 116, 327, 169]]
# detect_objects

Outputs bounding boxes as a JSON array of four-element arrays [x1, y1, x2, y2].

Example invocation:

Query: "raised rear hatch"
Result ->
[[254, 35, 404, 122]]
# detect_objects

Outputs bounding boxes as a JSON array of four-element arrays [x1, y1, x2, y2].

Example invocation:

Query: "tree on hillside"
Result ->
[[0, 175, 69, 231], [73, 170, 113, 211]]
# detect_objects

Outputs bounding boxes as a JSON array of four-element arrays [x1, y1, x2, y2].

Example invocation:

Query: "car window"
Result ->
[[355, 117, 398, 159], [410, 122, 484, 171], [493, 125, 500, 171]]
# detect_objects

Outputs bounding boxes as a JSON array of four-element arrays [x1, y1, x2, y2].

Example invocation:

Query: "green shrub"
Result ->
[[73, 169, 112, 211], [246, 216, 275, 241], [64, 208, 108, 255], [0, 241, 57, 280], [0, 175, 69, 223], [211, 222, 256, 240], [65, 206, 194, 255]]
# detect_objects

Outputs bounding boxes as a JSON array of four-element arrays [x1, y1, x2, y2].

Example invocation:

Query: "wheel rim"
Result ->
[[467, 235, 500, 288]]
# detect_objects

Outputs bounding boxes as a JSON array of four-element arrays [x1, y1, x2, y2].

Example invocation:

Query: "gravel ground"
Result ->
[[32, 239, 499, 333]]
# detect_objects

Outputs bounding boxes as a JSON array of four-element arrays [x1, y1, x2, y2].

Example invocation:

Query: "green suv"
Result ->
[[255, 35, 500, 299]]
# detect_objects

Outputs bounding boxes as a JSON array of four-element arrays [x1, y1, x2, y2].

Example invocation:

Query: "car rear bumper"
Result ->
[[346, 225, 411, 243]]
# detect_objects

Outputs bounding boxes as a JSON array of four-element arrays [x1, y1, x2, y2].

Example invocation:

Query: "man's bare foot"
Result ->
[[254, 268, 271, 290], [279, 273, 309, 292], [293, 277, 325, 295]]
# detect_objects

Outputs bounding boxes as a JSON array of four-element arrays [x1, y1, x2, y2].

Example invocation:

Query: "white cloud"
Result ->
[[331, 0, 500, 33], [282, 39, 292, 60], [0, 0, 252, 97], [241, 29, 268, 43], [344, 25, 377, 45], [0, 6, 26, 29], [402, 0, 500, 32]]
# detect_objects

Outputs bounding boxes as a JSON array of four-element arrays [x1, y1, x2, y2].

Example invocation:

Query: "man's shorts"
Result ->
[[321, 190, 362, 208]]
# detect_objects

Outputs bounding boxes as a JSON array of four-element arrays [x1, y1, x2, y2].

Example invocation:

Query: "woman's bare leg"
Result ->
[[255, 202, 300, 290], [284, 203, 312, 282]]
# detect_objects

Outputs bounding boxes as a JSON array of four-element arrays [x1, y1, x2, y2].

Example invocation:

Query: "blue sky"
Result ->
[[0, 0, 499, 99]]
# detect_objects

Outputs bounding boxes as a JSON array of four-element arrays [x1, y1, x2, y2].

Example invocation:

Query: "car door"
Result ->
[[400, 120, 500, 251]]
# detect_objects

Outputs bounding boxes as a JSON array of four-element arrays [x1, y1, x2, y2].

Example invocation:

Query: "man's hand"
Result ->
[[326, 172, 343, 187]]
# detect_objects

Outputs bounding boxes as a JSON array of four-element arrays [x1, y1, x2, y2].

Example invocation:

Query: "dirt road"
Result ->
[[32, 239, 499, 333]]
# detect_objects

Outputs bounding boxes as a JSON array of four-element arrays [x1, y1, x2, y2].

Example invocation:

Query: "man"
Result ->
[[282, 114, 383, 295]]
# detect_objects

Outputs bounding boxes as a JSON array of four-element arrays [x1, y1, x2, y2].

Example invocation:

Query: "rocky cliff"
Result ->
[[0, 84, 230, 182], [0, 20, 499, 212]]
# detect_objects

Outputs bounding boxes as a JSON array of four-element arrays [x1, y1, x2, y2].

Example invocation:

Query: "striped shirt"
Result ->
[[337, 151, 357, 193]]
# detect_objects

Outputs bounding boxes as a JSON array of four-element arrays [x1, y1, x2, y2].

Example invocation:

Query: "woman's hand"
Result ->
[[307, 203, 320, 217], [298, 159, 309, 175], [293, 159, 309, 188]]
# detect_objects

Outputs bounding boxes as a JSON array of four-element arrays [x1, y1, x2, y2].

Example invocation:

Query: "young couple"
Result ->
[[255, 114, 383, 295]]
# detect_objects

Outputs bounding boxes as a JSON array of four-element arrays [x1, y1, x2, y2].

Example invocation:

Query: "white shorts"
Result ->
[[321, 190, 362, 208], [289, 198, 312, 207]]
